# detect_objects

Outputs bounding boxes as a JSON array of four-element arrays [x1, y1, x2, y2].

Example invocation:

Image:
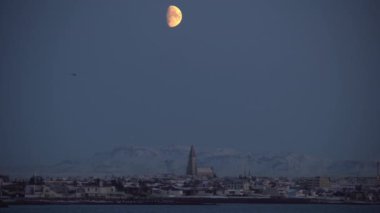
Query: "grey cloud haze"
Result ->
[[0, 0, 380, 168]]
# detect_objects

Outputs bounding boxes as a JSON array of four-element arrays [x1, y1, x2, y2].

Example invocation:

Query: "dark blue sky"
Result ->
[[1, 0, 380, 166]]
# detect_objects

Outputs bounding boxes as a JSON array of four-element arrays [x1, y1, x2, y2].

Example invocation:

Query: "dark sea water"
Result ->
[[1, 205, 380, 213]]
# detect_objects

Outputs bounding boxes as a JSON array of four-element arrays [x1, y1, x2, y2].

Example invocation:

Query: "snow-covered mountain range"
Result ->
[[2, 145, 378, 177]]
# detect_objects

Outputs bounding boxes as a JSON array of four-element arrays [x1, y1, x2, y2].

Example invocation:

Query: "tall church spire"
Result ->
[[186, 145, 197, 176]]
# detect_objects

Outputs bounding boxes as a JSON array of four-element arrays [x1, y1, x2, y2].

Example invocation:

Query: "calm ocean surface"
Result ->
[[1, 205, 380, 213]]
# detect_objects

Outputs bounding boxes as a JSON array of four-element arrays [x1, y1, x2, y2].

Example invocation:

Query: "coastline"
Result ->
[[2, 197, 380, 206]]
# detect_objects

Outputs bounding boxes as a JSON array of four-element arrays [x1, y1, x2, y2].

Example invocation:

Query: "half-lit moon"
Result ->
[[167, 5, 182, 28]]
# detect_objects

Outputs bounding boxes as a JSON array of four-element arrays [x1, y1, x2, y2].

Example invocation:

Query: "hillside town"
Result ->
[[1, 146, 380, 205]]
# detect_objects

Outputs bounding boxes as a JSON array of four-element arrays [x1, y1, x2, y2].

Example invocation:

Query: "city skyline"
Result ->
[[0, 145, 379, 205], [0, 145, 378, 178]]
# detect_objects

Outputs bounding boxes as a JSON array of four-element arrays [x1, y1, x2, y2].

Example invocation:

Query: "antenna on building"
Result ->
[[33, 172, 36, 194], [241, 161, 247, 178]]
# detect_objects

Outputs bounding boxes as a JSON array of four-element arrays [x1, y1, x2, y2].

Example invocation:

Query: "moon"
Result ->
[[167, 5, 182, 28]]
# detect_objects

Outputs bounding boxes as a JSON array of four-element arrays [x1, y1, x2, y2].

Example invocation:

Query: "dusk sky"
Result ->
[[1, 0, 380, 167]]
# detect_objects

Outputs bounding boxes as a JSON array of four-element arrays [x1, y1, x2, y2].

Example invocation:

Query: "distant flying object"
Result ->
[[167, 5, 182, 28], [71, 73, 77, 77]]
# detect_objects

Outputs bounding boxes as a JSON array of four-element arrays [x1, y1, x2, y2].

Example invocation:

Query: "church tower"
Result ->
[[186, 145, 198, 176]]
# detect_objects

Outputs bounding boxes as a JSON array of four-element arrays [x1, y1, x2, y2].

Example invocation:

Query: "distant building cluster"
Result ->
[[0, 146, 380, 203], [186, 145, 215, 178]]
